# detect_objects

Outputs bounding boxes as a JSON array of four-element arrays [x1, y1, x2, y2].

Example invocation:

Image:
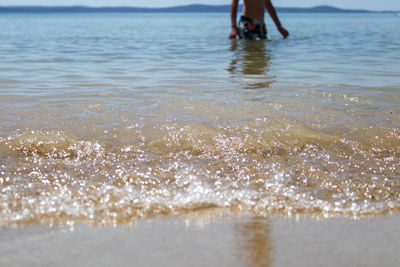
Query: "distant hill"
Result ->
[[0, 5, 388, 13], [277, 5, 371, 13]]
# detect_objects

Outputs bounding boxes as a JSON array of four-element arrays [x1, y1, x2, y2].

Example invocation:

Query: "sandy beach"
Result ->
[[1, 210, 399, 267]]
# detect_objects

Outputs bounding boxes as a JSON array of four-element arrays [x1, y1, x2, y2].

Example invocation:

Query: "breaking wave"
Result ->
[[0, 118, 399, 226]]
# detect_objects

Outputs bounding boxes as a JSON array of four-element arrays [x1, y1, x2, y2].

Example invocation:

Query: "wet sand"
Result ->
[[1, 211, 399, 267]]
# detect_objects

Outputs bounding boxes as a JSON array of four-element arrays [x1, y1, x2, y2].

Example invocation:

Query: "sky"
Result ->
[[0, 1, 399, 11]]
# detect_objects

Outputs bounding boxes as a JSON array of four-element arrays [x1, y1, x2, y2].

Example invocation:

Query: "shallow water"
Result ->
[[0, 13, 399, 226]]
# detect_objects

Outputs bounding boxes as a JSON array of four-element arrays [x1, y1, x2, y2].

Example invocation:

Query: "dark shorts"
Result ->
[[238, 16, 267, 40]]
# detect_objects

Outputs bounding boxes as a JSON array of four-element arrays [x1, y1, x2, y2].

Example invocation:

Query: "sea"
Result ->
[[0, 12, 399, 226]]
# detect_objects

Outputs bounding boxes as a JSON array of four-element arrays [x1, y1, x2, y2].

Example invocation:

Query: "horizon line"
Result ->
[[0, 4, 397, 13]]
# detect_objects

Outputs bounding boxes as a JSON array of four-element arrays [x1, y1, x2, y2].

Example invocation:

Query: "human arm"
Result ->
[[265, 0, 289, 38], [229, 0, 241, 39]]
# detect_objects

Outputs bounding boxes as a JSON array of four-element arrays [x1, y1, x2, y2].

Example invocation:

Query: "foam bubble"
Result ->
[[2, 130, 104, 160]]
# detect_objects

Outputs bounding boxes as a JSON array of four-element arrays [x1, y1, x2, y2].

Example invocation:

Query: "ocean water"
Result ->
[[0, 12, 399, 226]]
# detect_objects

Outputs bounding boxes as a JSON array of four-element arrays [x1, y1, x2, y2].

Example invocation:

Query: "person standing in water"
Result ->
[[229, 0, 289, 39]]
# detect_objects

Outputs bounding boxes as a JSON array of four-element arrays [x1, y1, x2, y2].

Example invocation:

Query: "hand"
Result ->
[[278, 26, 289, 38], [229, 28, 240, 40]]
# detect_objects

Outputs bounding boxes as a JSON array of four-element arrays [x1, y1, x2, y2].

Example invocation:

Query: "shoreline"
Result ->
[[1, 210, 399, 267]]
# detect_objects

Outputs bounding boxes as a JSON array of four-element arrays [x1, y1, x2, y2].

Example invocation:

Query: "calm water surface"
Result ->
[[0, 13, 399, 225]]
